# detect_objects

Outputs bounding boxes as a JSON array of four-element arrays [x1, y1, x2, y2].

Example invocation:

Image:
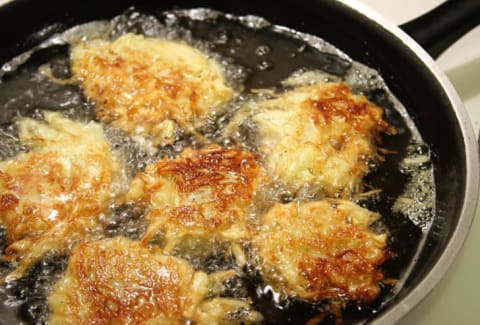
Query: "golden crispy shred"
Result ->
[[226, 82, 395, 197], [48, 237, 262, 325], [125, 144, 263, 263], [0, 112, 126, 279], [253, 199, 390, 304], [70, 33, 234, 146]]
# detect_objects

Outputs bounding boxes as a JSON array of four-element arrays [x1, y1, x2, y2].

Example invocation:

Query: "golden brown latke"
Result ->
[[48, 237, 262, 324], [253, 199, 390, 304], [71, 33, 234, 146], [125, 144, 264, 263], [226, 82, 395, 197], [0, 112, 126, 279]]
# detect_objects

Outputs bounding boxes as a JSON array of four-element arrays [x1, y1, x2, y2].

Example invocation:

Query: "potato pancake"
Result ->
[[48, 237, 262, 324], [0, 112, 125, 279], [125, 144, 263, 264], [71, 33, 234, 146], [226, 82, 395, 197], [253, 199, 389, 304]]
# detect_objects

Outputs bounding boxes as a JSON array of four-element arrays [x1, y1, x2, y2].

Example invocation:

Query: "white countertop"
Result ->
[[358, 0, 480, 324]]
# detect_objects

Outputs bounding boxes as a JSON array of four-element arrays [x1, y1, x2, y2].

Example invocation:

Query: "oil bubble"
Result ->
[[214, 30, 229, 44], [257, 60, 273, 71], [255, 45, 270, 56]]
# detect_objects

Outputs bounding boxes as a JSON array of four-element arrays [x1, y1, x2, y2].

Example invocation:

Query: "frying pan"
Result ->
[[0, 0, 478, 324]]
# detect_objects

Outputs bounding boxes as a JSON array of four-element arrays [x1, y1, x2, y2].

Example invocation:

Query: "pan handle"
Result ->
[[400, 0, 480, 59]]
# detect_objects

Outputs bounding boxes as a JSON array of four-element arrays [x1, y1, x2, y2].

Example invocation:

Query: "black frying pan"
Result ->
[[0, 0, 478, 324]]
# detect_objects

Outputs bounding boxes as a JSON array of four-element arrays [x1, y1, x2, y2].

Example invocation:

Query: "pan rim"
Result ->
[[336, 0, 479, 324], [0, 0, 13, 7]]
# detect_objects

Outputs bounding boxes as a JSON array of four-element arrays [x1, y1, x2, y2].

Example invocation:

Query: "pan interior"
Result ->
[[0, 8, 435, 325]]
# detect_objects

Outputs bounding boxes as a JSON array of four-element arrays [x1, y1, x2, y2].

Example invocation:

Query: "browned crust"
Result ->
[[304, 83, 395, 136], [128, 145, 262, 235], [254, 200, 390, 304], [48, 238, 192, 324]]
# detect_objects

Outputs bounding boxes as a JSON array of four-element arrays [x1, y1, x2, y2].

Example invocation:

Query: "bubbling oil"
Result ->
[[0, 8, 435, 325]]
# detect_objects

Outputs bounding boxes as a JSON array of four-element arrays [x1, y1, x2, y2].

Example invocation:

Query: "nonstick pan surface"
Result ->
[[0, 0, 478, 324]]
